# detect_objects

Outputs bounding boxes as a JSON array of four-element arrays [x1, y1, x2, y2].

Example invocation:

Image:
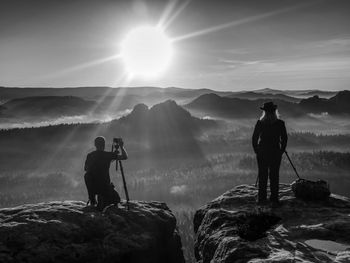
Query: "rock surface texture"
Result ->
[[0, 201, 184, 263], [194, 184, 350, 263]]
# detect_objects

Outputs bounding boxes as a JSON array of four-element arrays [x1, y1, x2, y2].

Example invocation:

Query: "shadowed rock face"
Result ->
[[194, 184, 350, 263], [0, 201, 185, 263]]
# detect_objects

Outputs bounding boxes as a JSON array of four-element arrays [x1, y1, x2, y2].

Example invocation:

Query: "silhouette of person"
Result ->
[[84, 136, 127, 210], [252, 102, 288, 206]]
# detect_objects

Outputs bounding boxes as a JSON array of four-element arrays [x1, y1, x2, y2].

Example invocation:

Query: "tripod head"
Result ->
[[111, 138, 123, 171], [113, 138, 123, 149]]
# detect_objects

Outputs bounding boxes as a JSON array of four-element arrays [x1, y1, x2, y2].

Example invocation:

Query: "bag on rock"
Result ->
[[291, 179, 330, 201]]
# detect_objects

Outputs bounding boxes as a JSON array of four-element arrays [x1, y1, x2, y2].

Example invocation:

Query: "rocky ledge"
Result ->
[[194, 184, 350, 263], [0, 201, 184, 263]]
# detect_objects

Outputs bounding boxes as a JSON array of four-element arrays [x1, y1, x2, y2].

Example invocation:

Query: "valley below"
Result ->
[[0, 86, 349, 262]]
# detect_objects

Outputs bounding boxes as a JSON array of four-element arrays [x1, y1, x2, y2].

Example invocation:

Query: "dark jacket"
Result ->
[[84, 149, 127, 193], [252, 119, 288, 154]]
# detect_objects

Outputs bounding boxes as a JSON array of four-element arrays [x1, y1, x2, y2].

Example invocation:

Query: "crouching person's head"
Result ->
[[94, 136, 105, 151]]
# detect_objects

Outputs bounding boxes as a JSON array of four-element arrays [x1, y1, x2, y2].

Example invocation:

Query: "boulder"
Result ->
[[194, 184, 350, 263], [0, 200, 184, 263]]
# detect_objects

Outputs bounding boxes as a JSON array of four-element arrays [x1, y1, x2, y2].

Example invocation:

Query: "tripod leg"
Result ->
[[284, 151, 301, 179], [119, 160, 130, 210]]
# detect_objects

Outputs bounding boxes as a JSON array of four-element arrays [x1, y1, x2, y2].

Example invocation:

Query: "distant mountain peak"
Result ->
[[332, 90, 350, 99], [149, 100, 192, 118], [150, 100, 183, 111], [329, 90, 350, 106], [122, 100, 194, 125], [152, 99, 178, 108], [190, 93, 223, 103], [253, 88, 282, 94], [131, 103, 149, 113]]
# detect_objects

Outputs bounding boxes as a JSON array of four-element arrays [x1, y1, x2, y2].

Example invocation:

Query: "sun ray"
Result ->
[[90, 73, 132, 138], [35, 71, 131, 174], [37, 54, 121, 81], [159, 0, 192, 30], [172, 1, 322, 42], [157, 0, 178, 29]]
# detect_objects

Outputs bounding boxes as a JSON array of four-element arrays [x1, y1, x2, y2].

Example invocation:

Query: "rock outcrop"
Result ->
[[0, 200, 184, 263], [194, 184, 350, 263]]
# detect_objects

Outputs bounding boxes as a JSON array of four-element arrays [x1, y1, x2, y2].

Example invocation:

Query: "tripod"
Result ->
[[112, 144, 130, 210], [284, 151, 301, 179]]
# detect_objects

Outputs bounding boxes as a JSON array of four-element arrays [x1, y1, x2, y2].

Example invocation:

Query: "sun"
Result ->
[[120, 26, 173, 78]]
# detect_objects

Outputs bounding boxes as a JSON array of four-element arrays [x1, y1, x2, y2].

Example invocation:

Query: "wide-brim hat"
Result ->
[[260, 101, 277, 111]]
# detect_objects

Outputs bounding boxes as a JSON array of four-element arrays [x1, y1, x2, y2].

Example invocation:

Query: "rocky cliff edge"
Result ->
[[0, 201, 184, 263], [194, 184, 350, 263]]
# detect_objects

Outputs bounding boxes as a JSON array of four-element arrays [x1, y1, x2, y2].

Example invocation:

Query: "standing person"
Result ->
[[252, 102, 288, 206], [84, 136, 128, 210]]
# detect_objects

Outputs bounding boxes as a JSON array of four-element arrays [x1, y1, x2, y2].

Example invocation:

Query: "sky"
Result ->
[[0, 0, 350, 91]]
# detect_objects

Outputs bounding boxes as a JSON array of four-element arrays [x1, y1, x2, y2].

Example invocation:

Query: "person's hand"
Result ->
[[119, 139, 124, 147]]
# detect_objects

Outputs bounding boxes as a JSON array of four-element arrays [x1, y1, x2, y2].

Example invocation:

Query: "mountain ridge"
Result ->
[[185, 90, 350, 118], [0, 86, 343, 101], [0, 100, 217, 172]]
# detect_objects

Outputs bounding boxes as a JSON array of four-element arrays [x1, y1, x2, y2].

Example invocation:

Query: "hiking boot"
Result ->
[[86, 199, 97, 207]]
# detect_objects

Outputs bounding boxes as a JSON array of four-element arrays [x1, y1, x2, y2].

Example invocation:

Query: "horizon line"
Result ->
[[0, 85, 347, 93]]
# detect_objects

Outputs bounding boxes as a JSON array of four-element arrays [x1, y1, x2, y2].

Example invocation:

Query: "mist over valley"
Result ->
[[1, 87, 349, 209]]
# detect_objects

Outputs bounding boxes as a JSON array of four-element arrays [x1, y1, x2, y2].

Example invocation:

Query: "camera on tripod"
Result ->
[[113, 138, 123, 148]]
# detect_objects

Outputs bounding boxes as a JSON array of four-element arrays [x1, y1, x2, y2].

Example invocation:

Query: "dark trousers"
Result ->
[[84, 173, 97, 204], [257, 151, 282, 202], [96, 184, 120, 211], [85, 174, 120, 210]]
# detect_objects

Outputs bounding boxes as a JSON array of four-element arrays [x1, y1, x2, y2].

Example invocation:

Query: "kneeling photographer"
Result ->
[[84, 136, 128, 211]]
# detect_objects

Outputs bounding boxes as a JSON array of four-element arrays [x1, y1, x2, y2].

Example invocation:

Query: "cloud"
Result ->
[[312, 37, 350, 49], [0, 109, 132, 130], [170, 185, 188, 195], [216, 48, 250, 55], [308, 112, 329, 118], [219, 59, 274, 69], [202, 116, 214, 120]]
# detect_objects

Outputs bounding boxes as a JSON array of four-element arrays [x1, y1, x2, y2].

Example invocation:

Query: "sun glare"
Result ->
[[120, 26, 173, 78]]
